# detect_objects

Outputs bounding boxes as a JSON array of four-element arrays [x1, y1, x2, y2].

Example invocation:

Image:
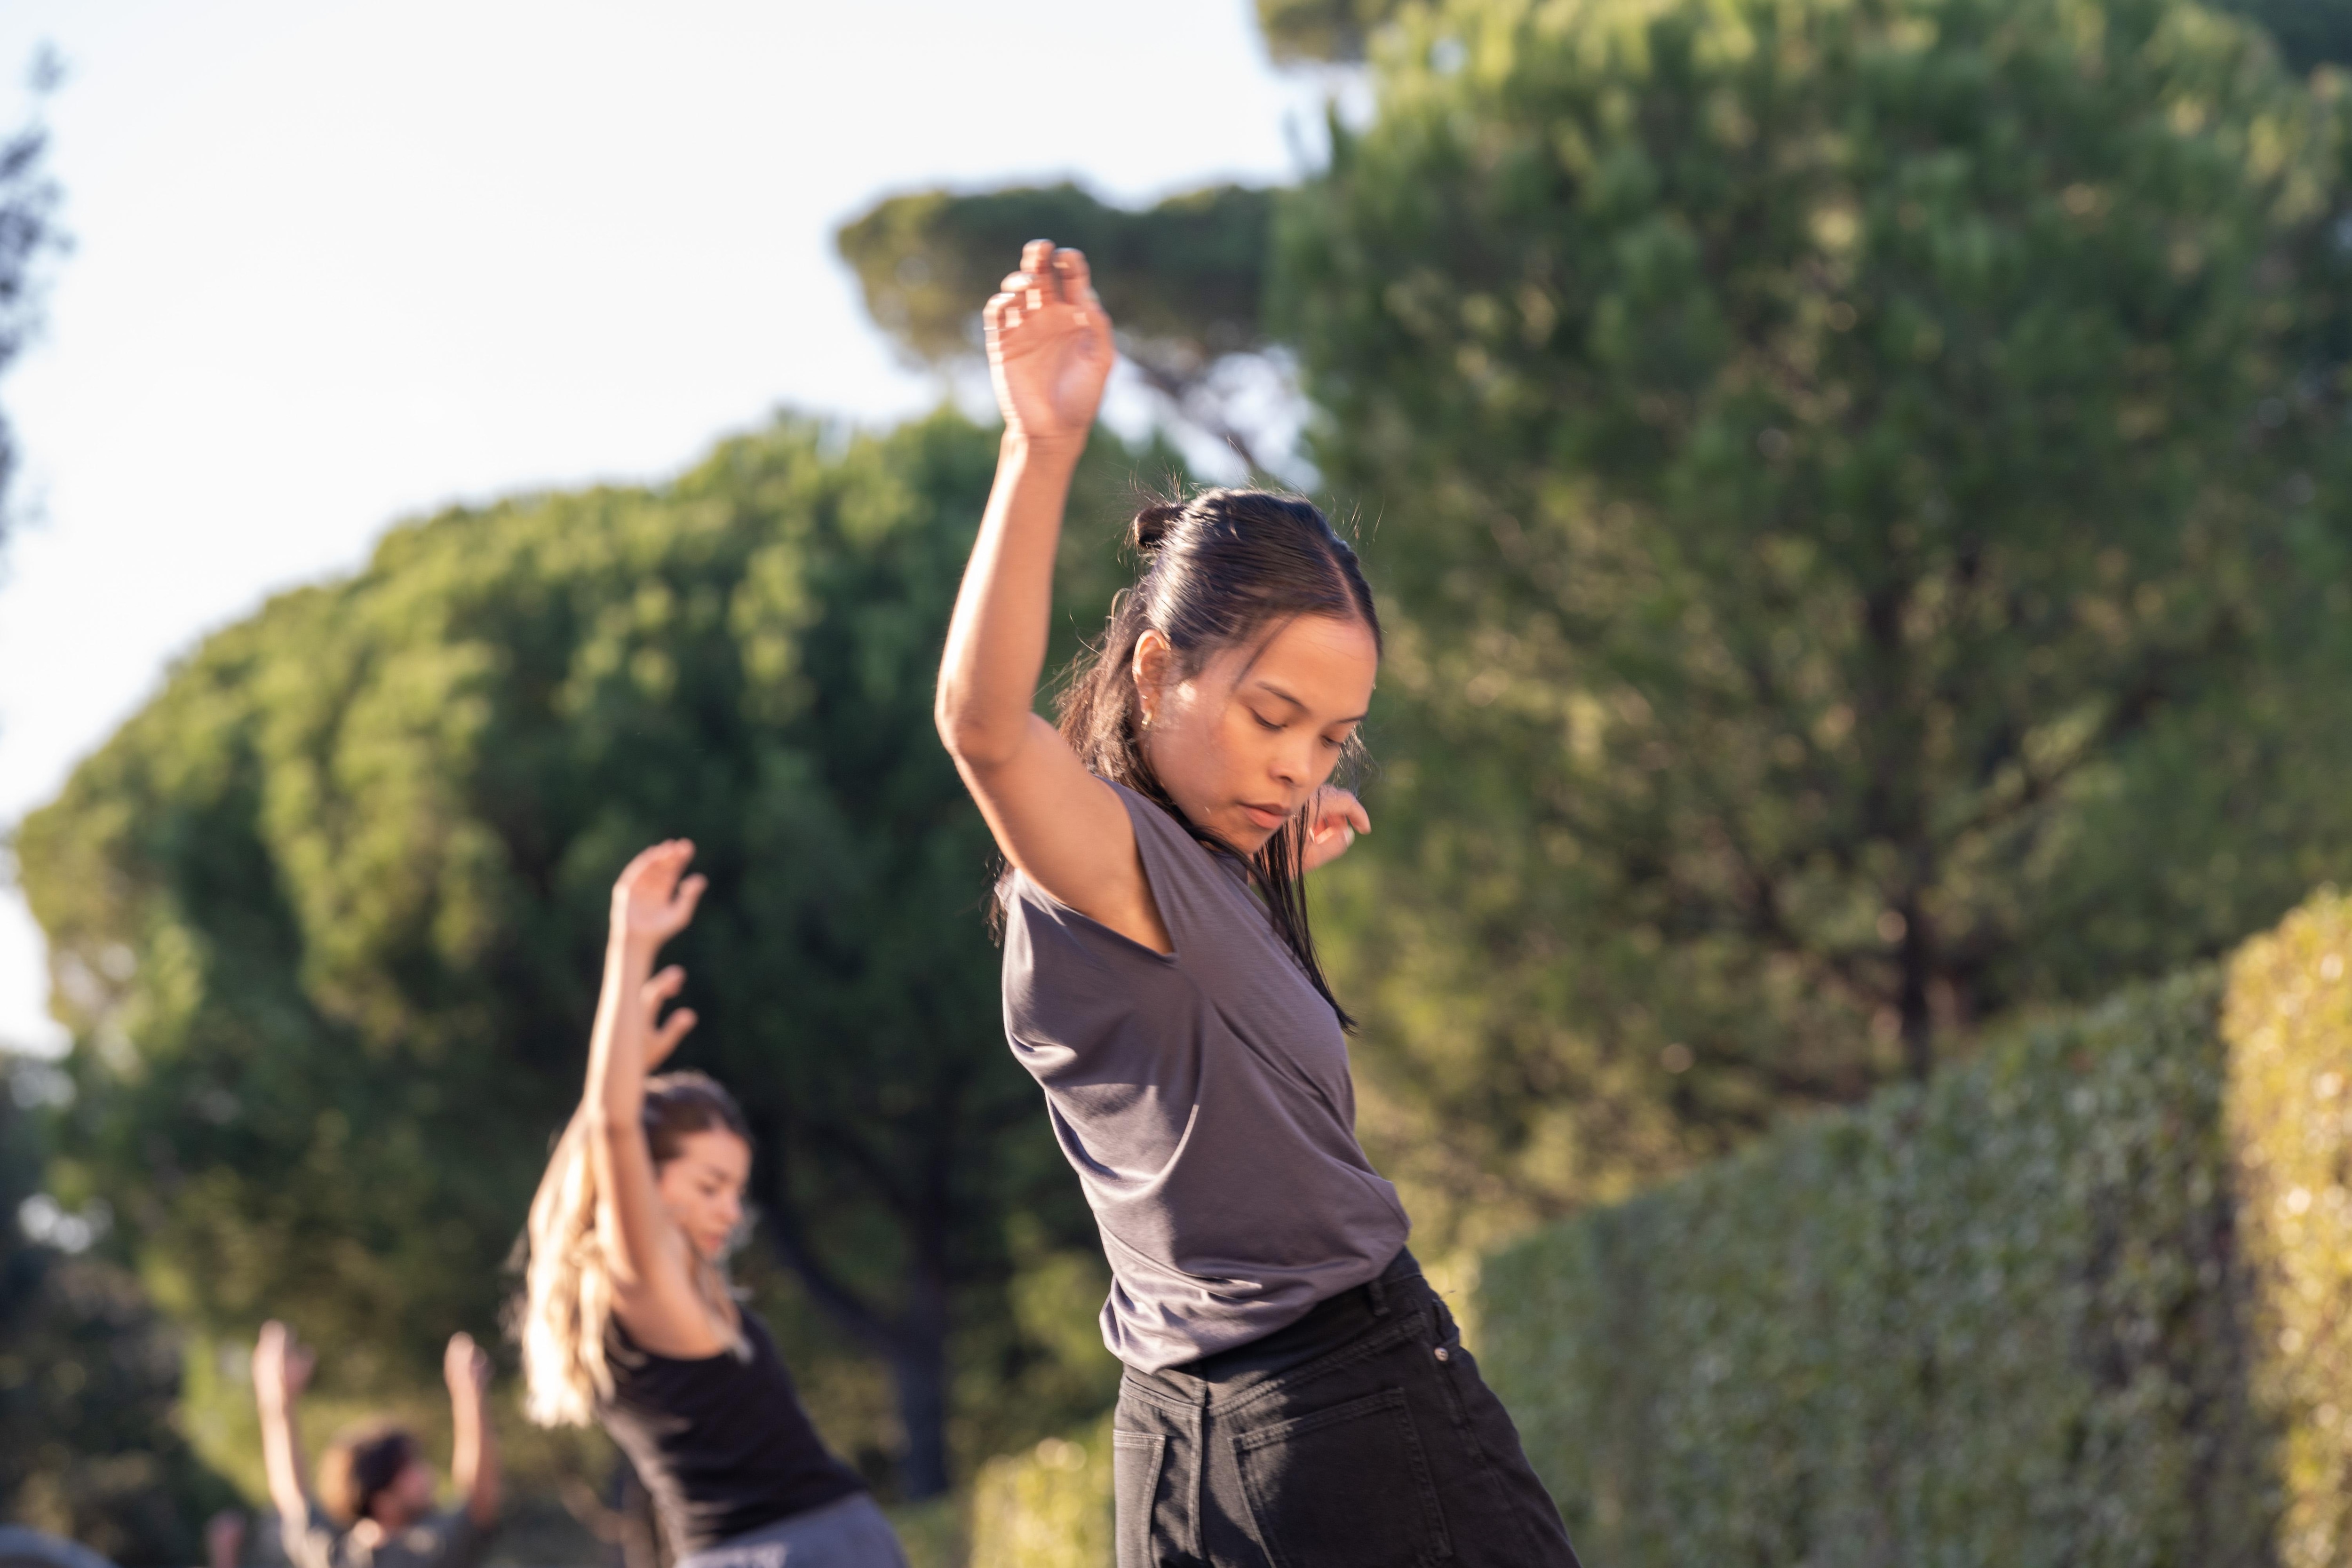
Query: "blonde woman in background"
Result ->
[[517, 840, 902, 1568]]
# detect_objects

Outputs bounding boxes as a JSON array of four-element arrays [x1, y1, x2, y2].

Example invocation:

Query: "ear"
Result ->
[[1131, 629, 1175, 716]]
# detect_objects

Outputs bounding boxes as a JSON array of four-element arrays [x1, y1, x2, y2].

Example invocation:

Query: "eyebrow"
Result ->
[[1253, 680, 1368, 726]]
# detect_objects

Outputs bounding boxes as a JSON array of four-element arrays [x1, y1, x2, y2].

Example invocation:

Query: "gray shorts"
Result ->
[[674, 1496, 906, 1568]]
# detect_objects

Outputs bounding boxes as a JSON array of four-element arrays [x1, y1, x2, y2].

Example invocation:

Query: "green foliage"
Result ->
[[1473, 888, 2352, 1566], [1273, 0, 2352, 1235], [1257, 0, 1414, 61], [839, 183, 1281, 468], [840, 183, 1272, 372], [0, 1059, 235, 1565], [2220, 891, 2352, 1565], [2215, 0, 2352, 71], [16, 409, 1155, 1498], [965, 1419, 1113, 1568]]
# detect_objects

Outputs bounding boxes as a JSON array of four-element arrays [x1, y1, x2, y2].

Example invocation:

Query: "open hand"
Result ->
[[444, 1331, 492, 1398], [985, 241, 1115, 446], [611, 840, 707, 953], [1300, 788, 1372, 874], [253, 1320, 314, 1409]]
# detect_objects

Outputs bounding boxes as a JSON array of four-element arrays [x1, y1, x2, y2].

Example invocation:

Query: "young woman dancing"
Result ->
[[516, 842, 905, 1568], [936, 241, 1581, 1567]]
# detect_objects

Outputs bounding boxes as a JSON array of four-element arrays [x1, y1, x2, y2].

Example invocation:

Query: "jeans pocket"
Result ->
[[1233, 1387, 1452, 1568], [1112, 1429, 1168, 1568]]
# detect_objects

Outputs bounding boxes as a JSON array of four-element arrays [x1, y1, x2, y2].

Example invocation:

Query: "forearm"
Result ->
[[451, 1393, 500, 1524], [584, 932, 657, 1122], [936, 434, 1082, 763], [257, 1402, 310, 1523]]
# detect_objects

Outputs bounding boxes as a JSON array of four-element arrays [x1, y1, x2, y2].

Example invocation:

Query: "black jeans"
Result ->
[[1112, 1252, 1583, 1568]]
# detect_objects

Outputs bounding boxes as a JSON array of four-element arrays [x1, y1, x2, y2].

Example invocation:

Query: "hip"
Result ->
[[672, 1495, 904, 1568], [1112, 1251, 1581, 1567]]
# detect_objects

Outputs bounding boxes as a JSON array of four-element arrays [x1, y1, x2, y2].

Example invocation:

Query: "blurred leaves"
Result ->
[[1257, 0, 1413, 62], [0, 1058, 233, 1565], [0, 48, 64, 545], [838, 183, 1284, 469], [15, 410, 1161, 1499], [1477, 887, 2352, 1566], [1272, 0, 2352, 1240]]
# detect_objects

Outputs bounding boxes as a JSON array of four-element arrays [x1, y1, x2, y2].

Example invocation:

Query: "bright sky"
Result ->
[[0, 0, 1331, 1053]]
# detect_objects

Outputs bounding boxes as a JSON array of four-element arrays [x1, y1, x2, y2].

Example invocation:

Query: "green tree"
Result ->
[[1257, 0, 1413, 62], [0, 49, 64, 544], [1271, 0, 2352, 1237], [838, 183, 1282, 469], [18, 411, 1160, 1500], [0, 1057, 234, 1565]]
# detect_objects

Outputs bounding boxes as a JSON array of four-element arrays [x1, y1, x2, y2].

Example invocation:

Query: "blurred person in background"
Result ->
[[204, 1509, 247, 1568], [251, 1321, 501, 1568], [934, 242, 1581, 1567], [516, 842, 904, 1568]]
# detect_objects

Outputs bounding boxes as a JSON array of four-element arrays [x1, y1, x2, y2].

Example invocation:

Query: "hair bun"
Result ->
[[1129, 500, 1184, 557]]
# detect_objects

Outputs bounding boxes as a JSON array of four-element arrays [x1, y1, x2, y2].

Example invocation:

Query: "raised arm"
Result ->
[[443, 1333, 501, 1527], [252, 1321, 316, 1527], [934, 241, 1169, 951], [580, 840, 722, 1356]]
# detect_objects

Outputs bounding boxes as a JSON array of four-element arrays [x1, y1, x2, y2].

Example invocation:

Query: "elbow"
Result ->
[[934, 693, 1023, 771]]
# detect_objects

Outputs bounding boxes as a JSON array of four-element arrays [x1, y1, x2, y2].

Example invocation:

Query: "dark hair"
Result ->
[[643, 1071, 751, 1164], [319, 1422, 421, 1525], [1057, 487, 1381, 1027]]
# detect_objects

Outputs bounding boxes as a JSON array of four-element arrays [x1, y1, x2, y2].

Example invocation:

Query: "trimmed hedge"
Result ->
[[1481, 889, 2352, 1567], [961, 892, 2352, 1564]]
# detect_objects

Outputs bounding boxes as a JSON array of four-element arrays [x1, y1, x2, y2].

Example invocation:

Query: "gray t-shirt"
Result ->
[[1002, 780, 1411, 1372], [282, 1505, 493, 1568]]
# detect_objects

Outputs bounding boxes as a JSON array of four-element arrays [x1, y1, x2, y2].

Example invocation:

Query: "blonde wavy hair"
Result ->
[[517, 1072, 750, 1427]]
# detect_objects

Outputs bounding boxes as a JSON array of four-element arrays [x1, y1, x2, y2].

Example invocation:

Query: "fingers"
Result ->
[[643, 964, 686, 1006], [673, 872, 707, 924], [1020, 238, 1058, 302], [652, 1005, 698, 1061], [1308, 788, 1371, 841], [1055, 247, 1095, 307]]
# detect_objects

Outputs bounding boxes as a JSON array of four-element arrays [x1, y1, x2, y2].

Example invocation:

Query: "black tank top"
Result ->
[[596, 1306, 865, 1555]]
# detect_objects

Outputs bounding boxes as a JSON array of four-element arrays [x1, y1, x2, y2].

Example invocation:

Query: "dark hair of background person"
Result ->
[[1049, 487, 1381, 1028], [317, 1424, 420, 1526], [642, 1072, 751, 1165]]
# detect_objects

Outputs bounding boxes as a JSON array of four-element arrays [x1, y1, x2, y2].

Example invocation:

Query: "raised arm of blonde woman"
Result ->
[[579, 839, 721, 1357]]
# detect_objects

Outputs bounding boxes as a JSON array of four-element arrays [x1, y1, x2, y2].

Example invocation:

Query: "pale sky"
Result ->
[[0, 0, 1334, 1052]]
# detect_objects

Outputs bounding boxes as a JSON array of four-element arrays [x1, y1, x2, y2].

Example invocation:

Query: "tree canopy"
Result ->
[[1273, 0, 2352, 1236], [838, 183, 1283, 470], [17, 410, 1168, 1500]]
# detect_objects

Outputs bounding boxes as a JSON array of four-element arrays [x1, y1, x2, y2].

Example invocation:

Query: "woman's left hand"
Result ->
[[1300, 788, 1371, 874]]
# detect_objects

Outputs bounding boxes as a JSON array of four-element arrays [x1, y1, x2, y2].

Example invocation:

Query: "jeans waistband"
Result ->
[[1143, 1248, 1425, 1394]]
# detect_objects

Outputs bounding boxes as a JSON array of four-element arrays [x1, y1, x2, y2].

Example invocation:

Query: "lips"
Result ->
[[1240, 803, 1292, 831]]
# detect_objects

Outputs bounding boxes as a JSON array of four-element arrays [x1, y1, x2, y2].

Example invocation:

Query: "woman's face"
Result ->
[[655, 1128, 750, 1261], [1135, 613, 1378, 856]]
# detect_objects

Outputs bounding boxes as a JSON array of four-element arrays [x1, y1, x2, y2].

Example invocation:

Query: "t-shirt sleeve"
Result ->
[[279, 1504, 342, 1568]]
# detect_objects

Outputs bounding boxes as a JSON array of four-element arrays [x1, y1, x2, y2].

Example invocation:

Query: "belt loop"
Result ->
[[1367, 1273, 1389, 1318]]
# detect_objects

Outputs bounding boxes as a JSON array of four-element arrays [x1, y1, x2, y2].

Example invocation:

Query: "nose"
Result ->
[[1271, 735, 1314, 788]]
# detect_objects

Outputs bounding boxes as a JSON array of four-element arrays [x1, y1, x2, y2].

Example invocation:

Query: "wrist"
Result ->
[[1001, 429, 1087, 468]]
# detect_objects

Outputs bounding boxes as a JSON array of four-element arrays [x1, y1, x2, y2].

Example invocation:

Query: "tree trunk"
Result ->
[[885, 1302, 952, 1500]]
